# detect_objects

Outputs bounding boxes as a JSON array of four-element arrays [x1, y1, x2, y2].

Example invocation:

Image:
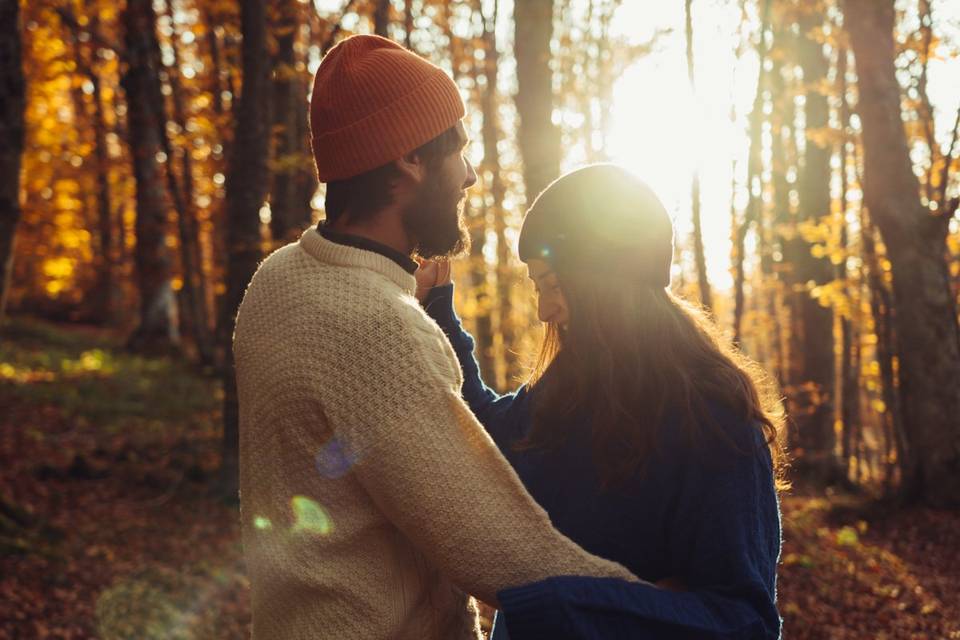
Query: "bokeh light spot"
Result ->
[[253, 516, 272, 531], [315, 437, 356, 479], [290, 496, 332, 536]]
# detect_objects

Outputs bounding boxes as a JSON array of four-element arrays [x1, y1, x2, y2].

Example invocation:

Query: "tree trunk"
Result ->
[[845, 0, 960, 506], [373, 0, 390, 38], [220, 0, 271, 499], [786, 7, 840, 483], [404, 0, 415, 50], [162, 0, 215, 366], [270, 0, 316, 244], [859, 187, 906, 490], [767, 34, 792, 387], [837, 46, 861, 479], [88, 68, 121, 325], [64, 5, 121, 326], [514, 0, 559, 205], [685, 0, 712, 311], [458, 1, 497, 386], [122, 0, 179, 351], [0, 0, 25, 325], [732, 0, 769, 345]]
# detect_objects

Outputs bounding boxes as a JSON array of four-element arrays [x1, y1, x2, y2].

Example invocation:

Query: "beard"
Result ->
[[402, 169, 471, 260]]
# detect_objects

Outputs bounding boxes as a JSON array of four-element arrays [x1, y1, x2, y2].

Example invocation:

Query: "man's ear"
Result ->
[[395, 151, 427, 186]]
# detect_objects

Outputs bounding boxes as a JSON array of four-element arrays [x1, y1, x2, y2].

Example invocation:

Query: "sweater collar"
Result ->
[[317, 224, 419, 274], [299, 227, 417, 295]]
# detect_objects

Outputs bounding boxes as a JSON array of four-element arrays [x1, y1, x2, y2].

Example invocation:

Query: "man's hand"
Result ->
[[415, 259, 452, 303]]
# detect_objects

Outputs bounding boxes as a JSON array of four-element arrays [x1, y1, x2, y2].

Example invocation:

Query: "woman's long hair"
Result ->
[[517, 165, 788, 489]]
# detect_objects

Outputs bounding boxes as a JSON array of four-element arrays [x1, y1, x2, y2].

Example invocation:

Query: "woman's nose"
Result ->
[[538, 300, 553, 323]]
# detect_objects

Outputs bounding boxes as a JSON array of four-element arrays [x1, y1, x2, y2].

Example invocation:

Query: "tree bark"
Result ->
[[837, 46, 861, 479], [404, 0, 415, 50], [767, 29, 793, 388], [514, 0, 560, 205], [270, 0, 316, 244], [220, 0, 271, 499], [786, 6, 840, 483], [62, 5, 121, 326], [373, 0, 390, 38], [0, 0, 25, 325], [732, 0, 769, 345], [162, 0, 215, 365], [88, 65, 120, 325], [122, 0, 179, 351], [477, 0, 515, 388], [845, 0, 960, 506], [685, 0, 712, 311]]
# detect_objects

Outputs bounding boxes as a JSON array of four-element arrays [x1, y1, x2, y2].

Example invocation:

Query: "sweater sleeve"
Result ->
[[422, 284, 525, 447], [497, 429, 782, 639], [316, 295, 637, 607]]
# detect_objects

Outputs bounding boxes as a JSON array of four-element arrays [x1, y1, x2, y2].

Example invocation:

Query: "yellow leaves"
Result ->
[[42, 256, 74, 280], [809, 280, 853, 316], [836, 526, 859, 547], [805, 125, 842, 149], [798, 219, 832, 245], [41, 256, 77, 297], [52, 179, 82, 213]]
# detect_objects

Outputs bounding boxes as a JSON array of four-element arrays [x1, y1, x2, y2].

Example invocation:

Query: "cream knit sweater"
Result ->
[[234, 228, 634, 640]]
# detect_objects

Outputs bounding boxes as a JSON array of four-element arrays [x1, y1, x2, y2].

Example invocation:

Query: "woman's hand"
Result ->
[[415, 258, 453, 303]]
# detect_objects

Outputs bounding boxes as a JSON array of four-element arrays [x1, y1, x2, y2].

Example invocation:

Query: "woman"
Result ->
[[418, 164, 786, 639]]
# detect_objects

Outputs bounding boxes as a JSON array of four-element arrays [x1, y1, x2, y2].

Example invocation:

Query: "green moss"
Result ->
[[0, 316, 220, 434]]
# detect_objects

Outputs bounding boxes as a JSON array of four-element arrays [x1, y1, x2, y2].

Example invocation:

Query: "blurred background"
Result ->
[[0, 0, 958, 638]]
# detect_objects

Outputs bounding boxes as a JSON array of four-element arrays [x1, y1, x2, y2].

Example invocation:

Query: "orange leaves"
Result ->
[[777, 495, 960, 639]]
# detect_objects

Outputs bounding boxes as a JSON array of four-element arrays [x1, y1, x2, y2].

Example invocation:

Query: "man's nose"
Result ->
[[463, 160, 478, 189]]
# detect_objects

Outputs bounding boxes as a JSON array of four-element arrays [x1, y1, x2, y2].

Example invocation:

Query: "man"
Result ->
[[233, 35, 634, 640]]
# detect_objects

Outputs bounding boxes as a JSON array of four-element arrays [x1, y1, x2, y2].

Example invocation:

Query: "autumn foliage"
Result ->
[[2, 0, 960, 637]]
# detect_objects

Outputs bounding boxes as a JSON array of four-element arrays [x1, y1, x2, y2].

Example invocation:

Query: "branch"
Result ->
[[53, 6, 124, 57], [319, 0, 360, 56]]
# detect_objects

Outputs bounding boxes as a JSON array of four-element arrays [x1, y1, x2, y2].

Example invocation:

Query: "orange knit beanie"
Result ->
[[310, 35, 465, 183]]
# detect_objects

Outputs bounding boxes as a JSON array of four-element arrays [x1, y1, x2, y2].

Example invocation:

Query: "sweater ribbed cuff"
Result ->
[[422, 283, 459, 328], [498, 579, 568, 638]]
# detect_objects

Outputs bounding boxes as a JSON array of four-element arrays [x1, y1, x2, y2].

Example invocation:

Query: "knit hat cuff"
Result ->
[[312, 70, 465, 182]]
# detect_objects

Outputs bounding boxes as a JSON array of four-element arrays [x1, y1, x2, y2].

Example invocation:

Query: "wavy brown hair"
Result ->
[[517, 165, 788, 489]]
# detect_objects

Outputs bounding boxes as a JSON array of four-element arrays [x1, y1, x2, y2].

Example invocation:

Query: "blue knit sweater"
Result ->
[[424, 285, 782, 639]]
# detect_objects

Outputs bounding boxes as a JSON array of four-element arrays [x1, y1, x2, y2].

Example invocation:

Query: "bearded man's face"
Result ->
[[403, 169, 469, 259], [402, 122, 476, 260]]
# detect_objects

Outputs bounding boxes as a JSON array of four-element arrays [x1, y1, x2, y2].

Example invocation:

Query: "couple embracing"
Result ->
[[234, 34, 784, 640]]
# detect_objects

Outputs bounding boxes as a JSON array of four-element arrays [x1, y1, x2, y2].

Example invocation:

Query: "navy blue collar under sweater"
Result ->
[[317, 223, 418, 274], [423, 284, 783, 640]]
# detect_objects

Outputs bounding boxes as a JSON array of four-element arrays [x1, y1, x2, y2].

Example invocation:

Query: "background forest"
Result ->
[[1, 0, 959, 638]]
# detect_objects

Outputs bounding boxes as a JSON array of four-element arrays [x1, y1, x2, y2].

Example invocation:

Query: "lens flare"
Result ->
[[253, 516, 273, 531], [315, 437, 356, 479], [290, 495, 333, 535]]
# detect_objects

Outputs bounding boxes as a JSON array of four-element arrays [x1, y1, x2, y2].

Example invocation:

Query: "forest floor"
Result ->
[[1, 317, 958, 640]]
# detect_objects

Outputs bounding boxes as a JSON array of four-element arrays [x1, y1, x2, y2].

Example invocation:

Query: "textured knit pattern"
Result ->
[[310, 35, 465, 182], [233, 229, 635, 640], [424, 283, 783, 639]]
